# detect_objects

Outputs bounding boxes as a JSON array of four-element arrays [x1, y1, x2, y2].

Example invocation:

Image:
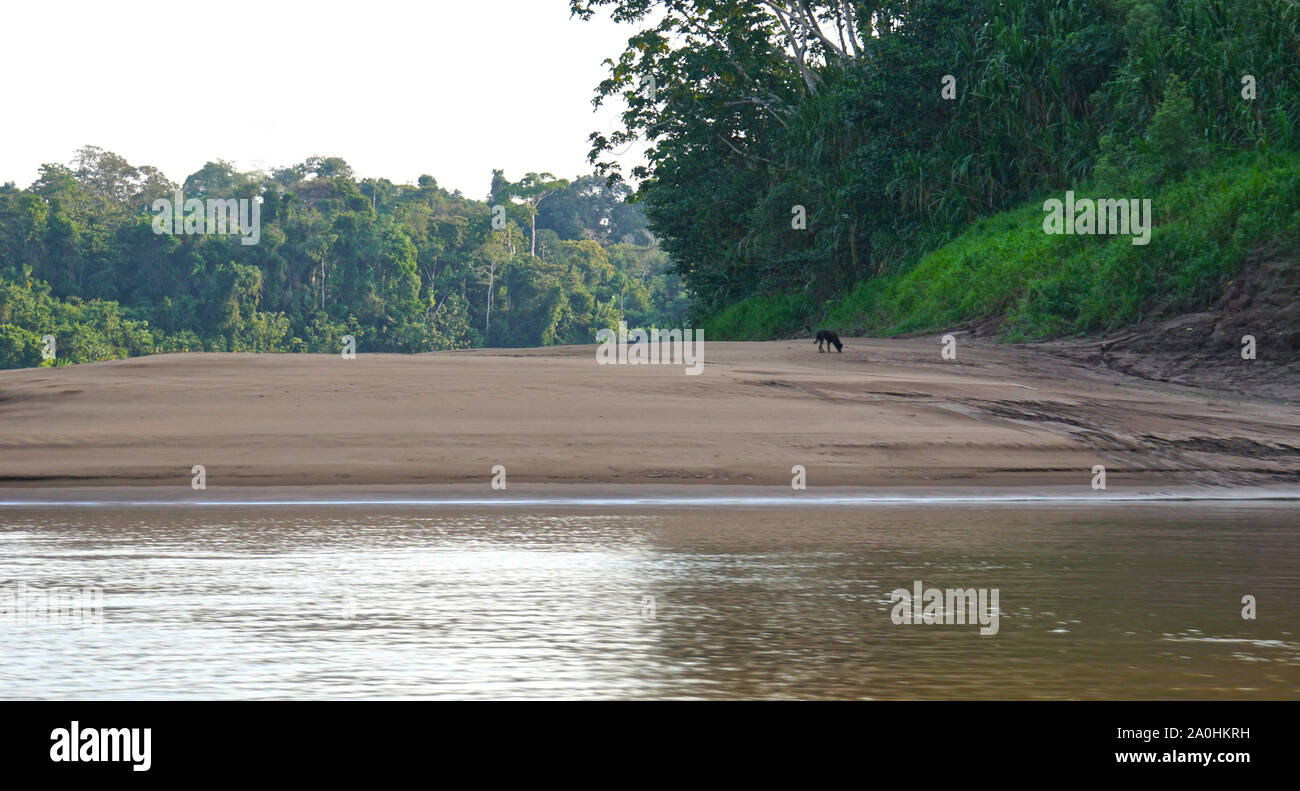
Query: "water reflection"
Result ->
[[0, 504, 1295, 699]]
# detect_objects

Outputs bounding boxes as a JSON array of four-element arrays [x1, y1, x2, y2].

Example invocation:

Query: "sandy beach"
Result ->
[[0, 338, 1297, 494]]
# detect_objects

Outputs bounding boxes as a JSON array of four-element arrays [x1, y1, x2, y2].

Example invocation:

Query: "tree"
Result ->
[[0, 144, 678, 361], [495, 172, 570, 257]]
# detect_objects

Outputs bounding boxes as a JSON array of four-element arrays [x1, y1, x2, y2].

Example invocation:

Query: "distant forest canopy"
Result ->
[[575, 0, 1300, 326], [0, 148, 689, 368]]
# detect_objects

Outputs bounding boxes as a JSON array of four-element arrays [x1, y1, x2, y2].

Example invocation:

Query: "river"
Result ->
[[0, 501, 1296, 699]]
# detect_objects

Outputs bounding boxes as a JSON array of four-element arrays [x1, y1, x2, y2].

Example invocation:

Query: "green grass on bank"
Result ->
[[703, 150, 1300, 342]]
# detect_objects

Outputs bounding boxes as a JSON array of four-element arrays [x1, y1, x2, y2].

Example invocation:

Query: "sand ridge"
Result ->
[[0, 339, 1297, 491]]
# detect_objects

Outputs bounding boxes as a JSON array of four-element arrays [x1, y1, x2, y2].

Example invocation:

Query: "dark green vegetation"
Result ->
[[0, 152, 687, 367], [576, 0, 1300, 339]]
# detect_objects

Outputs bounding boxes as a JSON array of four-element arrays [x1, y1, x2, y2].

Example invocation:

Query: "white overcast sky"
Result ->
[[1, 0, 646, 198]]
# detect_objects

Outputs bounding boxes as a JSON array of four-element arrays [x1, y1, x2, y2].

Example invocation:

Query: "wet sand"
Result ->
[[0, 339, 1297, 494]]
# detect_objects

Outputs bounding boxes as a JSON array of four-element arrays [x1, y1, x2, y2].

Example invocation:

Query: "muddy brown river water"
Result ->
[[0, 501, 1296, 699]]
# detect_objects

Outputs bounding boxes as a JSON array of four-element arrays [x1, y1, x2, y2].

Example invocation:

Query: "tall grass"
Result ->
[[703, 150, 1300, 340], [703, 291, 817, 340]]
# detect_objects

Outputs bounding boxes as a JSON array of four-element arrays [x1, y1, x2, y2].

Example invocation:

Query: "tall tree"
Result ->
[[495, 172, 570, 257]]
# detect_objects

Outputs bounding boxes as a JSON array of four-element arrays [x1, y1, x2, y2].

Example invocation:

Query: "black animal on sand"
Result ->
[[815, 330, 843, 353]]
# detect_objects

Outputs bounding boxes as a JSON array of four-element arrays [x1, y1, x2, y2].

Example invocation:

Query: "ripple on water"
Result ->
[[0, 502, 1297, 699]]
